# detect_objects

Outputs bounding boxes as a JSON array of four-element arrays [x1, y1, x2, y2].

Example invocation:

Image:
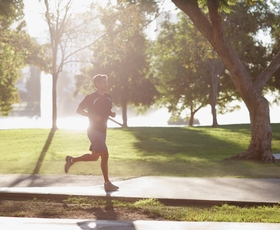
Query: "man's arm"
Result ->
[[76, 106, 102, 122], [76, 106, 88, 117]]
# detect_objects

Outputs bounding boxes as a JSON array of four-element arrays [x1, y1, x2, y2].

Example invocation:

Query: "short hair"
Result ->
[[92, 74, 108, 87]]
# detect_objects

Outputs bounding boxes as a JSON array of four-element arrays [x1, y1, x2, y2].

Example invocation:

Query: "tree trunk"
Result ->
[[230, 96, 276, 162], [210, 74, 219, 127], [188, 111, 195, 126], [207, 58, 223, 128], [188, 106, 203, 126], [52, 73, 58, 130], [210, 103, 218, 127], [122, 100, 128, 127]]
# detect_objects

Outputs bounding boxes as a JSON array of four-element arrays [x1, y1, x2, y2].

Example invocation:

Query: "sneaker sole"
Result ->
[[105, 186, 119, 192], [64, 156, 72, 173]]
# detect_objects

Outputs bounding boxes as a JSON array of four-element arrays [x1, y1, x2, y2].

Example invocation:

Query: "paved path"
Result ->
[[1, 175, 280, 205], [0, 174, 280, 229]]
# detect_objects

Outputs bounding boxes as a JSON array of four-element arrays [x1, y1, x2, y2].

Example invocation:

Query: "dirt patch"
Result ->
[[0, 199, 165, 220]]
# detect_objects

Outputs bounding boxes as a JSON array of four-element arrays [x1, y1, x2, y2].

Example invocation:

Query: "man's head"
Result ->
[[93, 74, 108, 92], [93, 74, 107, 87]]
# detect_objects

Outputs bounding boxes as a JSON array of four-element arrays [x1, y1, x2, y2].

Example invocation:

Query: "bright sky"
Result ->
[[23, 0, 174, 39], [23, 0, 45, 39], [23, 0, 101, 41]]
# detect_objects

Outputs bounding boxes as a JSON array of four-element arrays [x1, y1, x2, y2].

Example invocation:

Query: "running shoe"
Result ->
[[104, 181, 119, 191], [64, 155, 73, 173]]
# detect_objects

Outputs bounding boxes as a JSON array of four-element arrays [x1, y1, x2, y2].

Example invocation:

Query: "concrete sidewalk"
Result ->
[[1, 175, 280, 229], [0, 175, 280, 205]]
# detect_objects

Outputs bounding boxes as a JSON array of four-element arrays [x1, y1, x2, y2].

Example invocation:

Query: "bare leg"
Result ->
[[64, 152, 100, 174], [98, 150, 119, 191], [72, 152, 100, 163], [100, 150, 109, 183]]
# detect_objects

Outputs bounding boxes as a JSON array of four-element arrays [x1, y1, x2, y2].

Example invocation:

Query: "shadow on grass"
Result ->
[[114, 125, 280, 177], [123, 126, 249, 161], [32, 128, 56, 174]]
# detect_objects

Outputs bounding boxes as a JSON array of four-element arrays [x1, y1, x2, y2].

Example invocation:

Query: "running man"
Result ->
[[64, 74, 119, 192]]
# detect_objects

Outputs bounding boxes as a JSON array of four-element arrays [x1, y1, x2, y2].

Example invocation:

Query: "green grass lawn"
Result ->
[[1, 124, 280, 177]]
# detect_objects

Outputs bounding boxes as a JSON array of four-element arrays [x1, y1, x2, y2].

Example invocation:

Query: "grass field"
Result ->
[[1, 124, 280, 177]]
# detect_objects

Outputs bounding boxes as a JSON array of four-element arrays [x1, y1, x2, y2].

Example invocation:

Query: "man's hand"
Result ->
[[110, 111, 116, 118]]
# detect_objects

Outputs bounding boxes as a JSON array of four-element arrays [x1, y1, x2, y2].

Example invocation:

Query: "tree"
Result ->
[[42, 0, 101, 130], [153, 2, 272, 127], [153, 12, 224, 126], [171, 0, 280, 162], [0, 0, 42, 116]]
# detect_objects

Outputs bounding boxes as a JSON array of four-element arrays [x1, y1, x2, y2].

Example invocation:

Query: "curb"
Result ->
[[1, 191, 279, 208]]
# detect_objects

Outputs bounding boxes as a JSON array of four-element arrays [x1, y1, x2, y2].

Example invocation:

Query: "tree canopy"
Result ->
[[152, 13, 210, 126], [0, 0, 42, 116]]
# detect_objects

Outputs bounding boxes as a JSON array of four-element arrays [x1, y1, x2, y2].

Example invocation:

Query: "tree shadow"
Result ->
[[32, 128, 56, 174], [123, 126, 248, 160], [114, 125, 280, 177]]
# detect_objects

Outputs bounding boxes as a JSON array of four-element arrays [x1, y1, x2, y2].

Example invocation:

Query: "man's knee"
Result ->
[[90, 152, 100, 161], [100, 150, 109, 160]]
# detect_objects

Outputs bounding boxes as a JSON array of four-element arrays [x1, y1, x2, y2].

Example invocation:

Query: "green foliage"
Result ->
[[154, 1, 278, 124], [134, 198, 162, 207], [222, 2, 272, 81], [64, 197, 106, 206], [172, 0, 280, 100], [0, 33, 43, 115], [0, 0, 25, 115], [0, 0, 24, 29], [164, 203, 280, 222], [265, 1, 280, 98], [152, 12, 217, 123], [214, 1, 273, 106], [198, 0, 264, 13], [0, 0, 45, 116], [198, 0, 235, 13], [118, 0, 159, 15]]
